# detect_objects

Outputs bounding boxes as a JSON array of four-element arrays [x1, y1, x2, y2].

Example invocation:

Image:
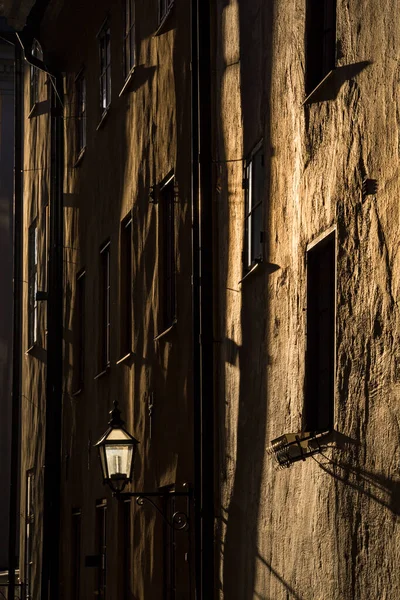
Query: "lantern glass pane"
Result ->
[[105, 444, 133, 480], [99, 445, 108, 480], [106, 428, 131, 441]]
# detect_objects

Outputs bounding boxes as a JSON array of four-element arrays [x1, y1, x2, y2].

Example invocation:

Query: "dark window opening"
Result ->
[[100, 242, 111, 369], [71, 509, 81, 599], [25, 471, 34, 600], [30, 40, 43, 109], [75, 270, 86, 390], [159, 0, 173, 25], [304, 232, 335, 431], [75, 71, 86, 154], [28, 221, 38, 347], [98, 22, 111, 112], [124, 0, 136, 78], [120, 216, 132, 356], [159, 176, 176, 329], [96, 500, 107, 600], [305, 0, 336, 94]]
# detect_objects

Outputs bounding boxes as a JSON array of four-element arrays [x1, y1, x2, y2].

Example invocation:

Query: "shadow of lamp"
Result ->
[[95, 401, 191, 530]]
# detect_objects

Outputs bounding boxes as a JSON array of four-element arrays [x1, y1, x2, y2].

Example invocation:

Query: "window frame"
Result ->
[[95, 500, 107, 600], [304, 229, 336, 432], [25, 470, 34, 600], [75, 69, 87, 157], [97, 20, 111, 115], [28, 220, 38, 349], [244, 141, 264, 270], [99, 241, 111, 371], [74, 269, 86, 392], [158, 173, 176, 332], [123, 0, 136, 80], [158, 0, 174, 27], [29, 39, 43, 110], [120, 214, 133, 358]]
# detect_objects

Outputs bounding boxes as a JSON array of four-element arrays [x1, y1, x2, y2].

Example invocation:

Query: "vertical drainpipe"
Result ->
[[8, 38, 22, 600], [40, 71, 63, 600], [191, 0, 214, 597]]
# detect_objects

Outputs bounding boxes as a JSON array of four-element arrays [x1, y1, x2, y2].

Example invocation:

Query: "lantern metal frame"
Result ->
[[96, 401, 192, 531]]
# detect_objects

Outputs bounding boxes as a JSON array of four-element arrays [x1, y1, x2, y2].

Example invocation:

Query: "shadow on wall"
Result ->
[[313, 451, 400, 516], [217, 0, 282, 599]]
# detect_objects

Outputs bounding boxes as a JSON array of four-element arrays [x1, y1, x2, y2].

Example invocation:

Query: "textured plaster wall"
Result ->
[[19, 0, 194, 598], [215, 1, 400, 599]]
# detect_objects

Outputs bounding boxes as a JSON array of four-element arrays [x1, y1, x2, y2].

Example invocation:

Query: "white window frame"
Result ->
[[98, 21, 111, 113], [244, 141, 264, 269]]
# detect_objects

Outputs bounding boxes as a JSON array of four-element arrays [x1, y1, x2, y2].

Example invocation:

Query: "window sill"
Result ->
[[116, 351, 134, 365], [119, 67, 137, 97], [154, 319, 177, 341], [28, 103, 38, 119], [94, 364, 110, 380], [301, 69, 335, 105], [238, 261, 261, 284], [96, 107, 111, 131], [73, 146, 86, 167], [154, 2, 175, 36]]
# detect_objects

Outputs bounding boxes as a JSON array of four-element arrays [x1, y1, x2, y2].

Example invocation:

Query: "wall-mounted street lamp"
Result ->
[[268, 431, 328, 468], [95, 401, 191, 530]]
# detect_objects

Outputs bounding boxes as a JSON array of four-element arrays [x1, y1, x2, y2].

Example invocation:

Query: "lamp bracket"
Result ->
[[115, 490, 191, 531]]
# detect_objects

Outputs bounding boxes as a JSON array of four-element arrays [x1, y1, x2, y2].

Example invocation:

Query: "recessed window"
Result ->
[[96, 500, 107, 600], [98, 21, 111, 113], [305, 0, 336, 94], [304, 232, 335, 431], [75, 269, 86, 391], [123, 0, 135, 79], [120, 215, 132, 356], [25, 471, 34, 600], [28, 221, 38, 348], [159, 175, 176, 330], [71, 509, 81, 599], [159, 0, 173, 25], [30, 39, 43, 109], [244, 143, 264, 269], [75, 70, 86, 155], [99, 242, 111, 370]]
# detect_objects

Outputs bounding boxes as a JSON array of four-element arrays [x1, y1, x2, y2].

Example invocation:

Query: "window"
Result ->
[[75, 270, 86, 390], [119, 500, 132, 599], [159, 0, 173, 25], [159, 175, 176, 329], [28, 221, 38, 347], [98, 21, 111, 113], [71, 509, 81, 599], [305, 0, 336, 94], [304, 232, 335, 431], [99, 242, 111, 370], [96, 500, 107, 600], [123, 0, 135, 78], [30, 39, 43, 109], [75, 70, 86, 155], [25, 471, 34, 600], [163, 494, 177, 599], [120, 216, 132, 356], [244, 143, 264, 269]]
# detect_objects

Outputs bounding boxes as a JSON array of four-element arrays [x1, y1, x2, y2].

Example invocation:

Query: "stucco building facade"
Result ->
[[1, 0, 400, 599]]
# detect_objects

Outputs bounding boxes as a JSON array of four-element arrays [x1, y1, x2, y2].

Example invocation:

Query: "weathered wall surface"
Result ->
[[18, 0, 194, 598], [215, 1, 400, 599], [0, 41, 14, 571]]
